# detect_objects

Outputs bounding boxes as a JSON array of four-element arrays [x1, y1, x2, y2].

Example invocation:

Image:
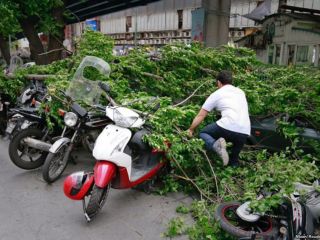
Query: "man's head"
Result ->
[[216, 70, 233, 88]]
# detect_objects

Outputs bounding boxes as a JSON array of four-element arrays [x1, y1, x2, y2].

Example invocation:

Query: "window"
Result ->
[[287, 45, 295, 66], [275, 45, 281, 65], [318, 45, 320, 67], [177, 10, 183, 30], [126, 16, 132, 33], [312, 45, 316, 64], [268, 45, 274, 64], [296, 46, 309, 64]]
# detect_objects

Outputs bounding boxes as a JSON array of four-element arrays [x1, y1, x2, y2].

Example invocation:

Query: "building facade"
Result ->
[[229, 0, 320, 41], [67, 0, 320, 46], [236, 12, 320, 67], [68, 0, 202, 46]]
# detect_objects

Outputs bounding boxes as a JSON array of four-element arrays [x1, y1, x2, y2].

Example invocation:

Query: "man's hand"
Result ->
[[188, 109, 208, 136], [187, 129, 194, 138]]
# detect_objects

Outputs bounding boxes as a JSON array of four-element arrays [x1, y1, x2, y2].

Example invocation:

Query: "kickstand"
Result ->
[[82, 199, 91, 222]]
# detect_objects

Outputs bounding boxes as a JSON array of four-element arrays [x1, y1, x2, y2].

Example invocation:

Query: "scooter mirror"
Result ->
[[152, 102, 161, 113]]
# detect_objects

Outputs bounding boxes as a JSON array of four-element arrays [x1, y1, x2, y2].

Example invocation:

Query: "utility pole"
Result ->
[[134, 8, 138, 47], [202, 0, 231, 47]]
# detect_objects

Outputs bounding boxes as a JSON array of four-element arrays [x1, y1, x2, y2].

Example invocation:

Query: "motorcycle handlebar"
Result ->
[[98, 81, 111, 93], [98, 82, 117, 107], [98, 81, 160, 117]]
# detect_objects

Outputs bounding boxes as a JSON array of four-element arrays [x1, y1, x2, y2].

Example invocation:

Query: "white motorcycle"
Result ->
[[215, 180, 320, 240]]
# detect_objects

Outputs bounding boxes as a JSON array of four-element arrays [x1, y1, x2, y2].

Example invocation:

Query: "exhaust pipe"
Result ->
[[23, 137, 52, 152]]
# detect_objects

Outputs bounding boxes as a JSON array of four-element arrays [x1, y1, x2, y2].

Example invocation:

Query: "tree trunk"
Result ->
[[19, 17, 48, 65], [0, 35, 11, 65], [47, 6, 65, 63]]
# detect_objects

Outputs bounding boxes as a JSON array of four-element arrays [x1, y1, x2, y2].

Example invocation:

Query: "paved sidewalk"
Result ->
[[0, 139, 192, 240]]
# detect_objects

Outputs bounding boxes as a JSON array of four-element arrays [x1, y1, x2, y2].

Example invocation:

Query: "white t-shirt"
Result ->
[[202, 85, 251, 135]]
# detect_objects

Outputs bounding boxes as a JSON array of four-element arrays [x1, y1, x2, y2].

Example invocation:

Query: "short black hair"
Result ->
[[216, 70, 233, 85]]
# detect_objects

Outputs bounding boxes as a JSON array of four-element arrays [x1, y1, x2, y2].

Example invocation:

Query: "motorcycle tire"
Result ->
[[42, 145, 70, 183], [8, 127, 48, 170], [85, 184, 110, 221], [214, 201, 279, 240]]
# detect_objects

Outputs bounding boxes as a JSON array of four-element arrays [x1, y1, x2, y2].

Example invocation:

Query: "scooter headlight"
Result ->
[[64, 112, 78, 127]]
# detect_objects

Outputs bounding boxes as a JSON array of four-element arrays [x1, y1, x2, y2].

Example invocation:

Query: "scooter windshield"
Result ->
[[66, 56, 111, 106], [8, 55, 23, 74]]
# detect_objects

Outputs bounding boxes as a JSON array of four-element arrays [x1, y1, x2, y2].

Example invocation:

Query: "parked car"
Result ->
[[247, 115, 320, 153]]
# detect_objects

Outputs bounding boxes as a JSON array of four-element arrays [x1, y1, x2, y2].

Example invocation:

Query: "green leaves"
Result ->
[[2, 31, 320, 240], [0, 2, 21, 36]]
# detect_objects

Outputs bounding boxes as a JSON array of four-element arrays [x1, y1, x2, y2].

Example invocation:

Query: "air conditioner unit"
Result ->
[[230, 30, 245, 38]]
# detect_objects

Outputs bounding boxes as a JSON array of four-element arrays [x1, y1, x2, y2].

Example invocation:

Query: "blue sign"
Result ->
[[191, 8, 205, 42], [86, 20, 98, 31]]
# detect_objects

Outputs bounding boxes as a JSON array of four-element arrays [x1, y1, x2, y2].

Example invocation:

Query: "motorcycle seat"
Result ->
[[294, 182, 316, 193], [130, 129, 151, 151]]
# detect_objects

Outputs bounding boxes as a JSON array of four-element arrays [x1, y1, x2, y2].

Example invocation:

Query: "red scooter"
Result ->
[[64, 82, 168, 221]]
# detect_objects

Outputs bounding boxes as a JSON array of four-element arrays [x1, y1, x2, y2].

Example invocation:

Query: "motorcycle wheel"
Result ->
[[42, 145, 69, 183], [214, 201, 279, 239], [85, 184, 110, 221], [8, 127, 48, 170]]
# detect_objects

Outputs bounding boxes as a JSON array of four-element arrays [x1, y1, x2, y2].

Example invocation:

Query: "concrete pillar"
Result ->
[[315, 45, 319, 67], [202, 0, 231, 48], [280, 42, 286, 65]]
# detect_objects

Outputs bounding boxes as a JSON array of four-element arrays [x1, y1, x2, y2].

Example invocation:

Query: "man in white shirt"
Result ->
[[188, 71, 250, 167]]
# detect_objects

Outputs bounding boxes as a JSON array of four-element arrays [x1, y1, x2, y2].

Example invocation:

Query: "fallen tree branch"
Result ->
[[6, 74, 56, 81], [200, 67, 217, 76], [141, 72, 164, 81], [201, 150, 220, 199], [38, 48, 68, 56], [173, 80, 211, 107], [171, 155, 215, 203]]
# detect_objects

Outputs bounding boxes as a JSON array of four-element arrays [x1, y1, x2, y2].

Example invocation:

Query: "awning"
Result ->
[[66, 0, 161, 24], [243, 0, 272, 21]]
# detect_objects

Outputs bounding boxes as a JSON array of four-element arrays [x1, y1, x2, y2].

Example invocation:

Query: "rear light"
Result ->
[[58, 109, 66, 117], [255, 131, 261, 136], [44, 106, 50, 113], [31, 98, 36, 106]]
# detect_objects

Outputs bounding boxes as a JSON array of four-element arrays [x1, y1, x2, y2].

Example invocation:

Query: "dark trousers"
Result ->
[[199, 123, 248, 166]]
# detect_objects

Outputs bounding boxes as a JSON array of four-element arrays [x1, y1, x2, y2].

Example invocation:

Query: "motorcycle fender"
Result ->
[[94, 161, 116, 188], [49, 137, 71, 153], [11, 113, 24, 119]]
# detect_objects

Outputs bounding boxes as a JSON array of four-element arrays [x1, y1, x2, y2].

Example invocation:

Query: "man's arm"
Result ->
[[188, 108, 208, 137]]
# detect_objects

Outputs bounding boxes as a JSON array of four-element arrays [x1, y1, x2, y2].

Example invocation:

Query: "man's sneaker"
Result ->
[[213, 138, 229, 166]]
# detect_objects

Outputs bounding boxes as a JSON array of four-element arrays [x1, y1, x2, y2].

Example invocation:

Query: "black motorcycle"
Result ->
[[8, 98, 61, 170], [41, 56, 112, 183], [3, 79, 47, 138], [42, 100, 110, 183]]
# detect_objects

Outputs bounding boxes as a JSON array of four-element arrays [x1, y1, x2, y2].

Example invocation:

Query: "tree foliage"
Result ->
[[0, 0, 67, 64], [2, 30, 319, 239]]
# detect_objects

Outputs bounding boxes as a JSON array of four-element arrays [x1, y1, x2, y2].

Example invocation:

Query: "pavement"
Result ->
[[0, 139, 192, 240]]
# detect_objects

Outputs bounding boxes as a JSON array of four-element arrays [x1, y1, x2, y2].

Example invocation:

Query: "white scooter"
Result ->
[[64, 82, 167, 222]]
